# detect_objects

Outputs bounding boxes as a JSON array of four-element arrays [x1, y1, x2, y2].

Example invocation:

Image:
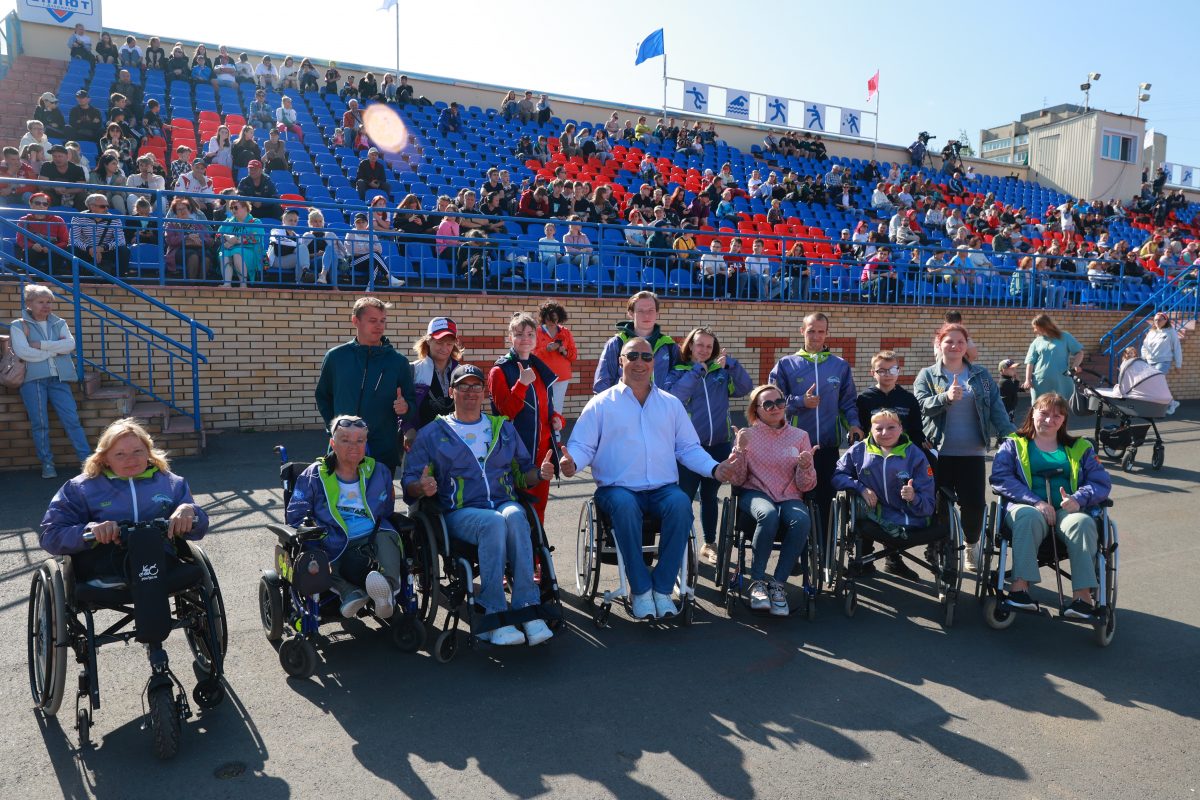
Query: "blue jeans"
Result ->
[[677, 440, 732, 544], [740, 490, 810, 582], [445, 502, 539, 614], [595, 484, 692, 596], [20, 377, 92, 468]]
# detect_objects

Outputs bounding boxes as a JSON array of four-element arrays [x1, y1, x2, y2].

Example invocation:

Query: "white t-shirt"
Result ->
[[446, 416, 492, 461]]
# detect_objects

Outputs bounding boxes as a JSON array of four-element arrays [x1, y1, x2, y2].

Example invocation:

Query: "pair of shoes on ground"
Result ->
[[699, 542, 717, 565], [631, 590, 679, 620], [884, 555, 921, 582], [748, 580, 790, 616], [340, 570, 399, 619], [479, 619, 554, 646]]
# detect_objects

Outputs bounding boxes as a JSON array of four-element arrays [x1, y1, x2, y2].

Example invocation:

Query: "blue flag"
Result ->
[[635, 29, 664, 65]]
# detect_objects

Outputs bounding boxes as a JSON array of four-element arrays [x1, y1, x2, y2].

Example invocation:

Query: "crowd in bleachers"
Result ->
[[0, 26, 1198, 306]]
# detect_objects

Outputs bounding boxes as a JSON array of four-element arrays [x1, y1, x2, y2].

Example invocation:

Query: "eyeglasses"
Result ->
[[622, 352, 654, 362], [452, 383, 485, 392], [873, 365, 901, 376], [758, 398, 786, 410], [333, 417, 367, 429]]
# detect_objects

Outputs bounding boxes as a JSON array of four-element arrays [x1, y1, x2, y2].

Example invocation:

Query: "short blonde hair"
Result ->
[[307, 208, 324, 223], [83, 418, 170, 478], [869, 408, 902, 426]]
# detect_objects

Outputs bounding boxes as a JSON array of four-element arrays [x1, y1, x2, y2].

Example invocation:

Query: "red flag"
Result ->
[[867, 70, 880, 101]]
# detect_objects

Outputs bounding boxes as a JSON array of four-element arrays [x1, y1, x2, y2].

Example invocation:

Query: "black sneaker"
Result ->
[[854, 559, 877, 577], [1064, 599, 1096, 620], [1005, 590, 1038, 610], [885, 555, 920, 582]]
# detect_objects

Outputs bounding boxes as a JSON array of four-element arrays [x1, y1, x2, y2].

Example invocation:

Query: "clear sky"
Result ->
[[22, 0, 1200, 177]]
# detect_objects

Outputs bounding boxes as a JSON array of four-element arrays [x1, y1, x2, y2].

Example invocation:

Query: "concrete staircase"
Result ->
[[0, 368, 203, 473], [0, 55, 68, 146]]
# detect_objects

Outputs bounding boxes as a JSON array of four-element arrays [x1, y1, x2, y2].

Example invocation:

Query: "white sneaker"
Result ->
[[316, 273, 328, 285], [699, 542, 718, 565], [630, 590, 655, 619], [479, 624, 525, 646], [1167, 400, 1179, 415], [749, 580, 769, 611], [365, 570, 394, 620], [523, 618, 553, 646], [768, 581, 790, 617], [965, 544, 980, 573], [387, 275, 404, 288], [652, 591, 678, 619]]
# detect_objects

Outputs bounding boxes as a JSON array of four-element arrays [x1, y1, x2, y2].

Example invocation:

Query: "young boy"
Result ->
[[997, 358, 1022, 421], [854, 350, 928, 580]]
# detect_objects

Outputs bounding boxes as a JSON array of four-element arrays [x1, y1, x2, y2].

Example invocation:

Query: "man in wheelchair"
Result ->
[[402, 364, 557, 647], [286, 415, 404, 620], [832, 409, 941, 575], [990, 393, 1111, 619]]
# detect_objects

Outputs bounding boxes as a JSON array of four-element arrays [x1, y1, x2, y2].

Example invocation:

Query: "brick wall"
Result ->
[[3, 286, 1196, 470]]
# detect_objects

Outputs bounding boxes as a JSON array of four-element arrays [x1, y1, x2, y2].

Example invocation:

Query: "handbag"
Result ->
[[0, 326, 28, 390]]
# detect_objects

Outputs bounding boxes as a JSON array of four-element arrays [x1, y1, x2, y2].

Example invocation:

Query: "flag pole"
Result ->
[[662, 51, 668, 119], [872, 88, 880, 161], [394, 4, 400, 72]]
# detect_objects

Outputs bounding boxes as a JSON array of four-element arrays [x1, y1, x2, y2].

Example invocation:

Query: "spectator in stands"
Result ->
[[321, 60, 341, 94], [10, 283, 93, 478], [558, 123, 578, 158], [355, 147, 390, 199], [368, 195, 394, 233], [700, 239, 729, 298], [164, 197, 214, 280], [298, 58, 320, 93], [247, 88, 273, 131], [396, 74, 415, 105], [165, 145, 191, 186], [259, 128, 288, 173], [379, 73, 397, 102], [67, 23, 95, 63], [125, 153, 165, 205], [164, 44, 190, 85], [392, 194, 432, 241], [518, 185, 550, 218], [499, 90, 519, 121], [437, 102, 461, 136], [71, 193, 128, 275], [174, 152, 213, 203], [190, 46, 214, 87], [277, 56, 299, 91], [66, 90, 102, 145], [92, 31, 118, 64], [276, 96, 304, 141], [142, 36, 164, 69], [562, 217, 599, 267], [231, 126, 262, 170], [255, 55, 279, 89], [715, 189, 741, 225], [125, 197, 158, 246], [98, 116, 135, 172], [211, 46, 237, 87], [0, 147, 36, 208], [15, 194, 69, 273], [301, 208, 343, 285], [205, 125, 233, 170], [510, 90, 535, 123], [217, 199, 264, 288], [536, 93, 553, 125], [623, 209, 647, 254], [340, 75, 358, 100], [344, 212, 399, 287], [110, 70, 143, 119], [236, 159, 280, 219], [33, 94, 67, 140], [269, 209, 311, 283], [88, 151, 128, 216]]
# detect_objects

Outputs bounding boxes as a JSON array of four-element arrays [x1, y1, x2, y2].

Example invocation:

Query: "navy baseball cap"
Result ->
[[449, 364, 484, 386]]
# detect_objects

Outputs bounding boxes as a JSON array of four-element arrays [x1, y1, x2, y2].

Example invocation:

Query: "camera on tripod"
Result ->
[[942, 139, 962, 157], [917, 131, 936, 145]]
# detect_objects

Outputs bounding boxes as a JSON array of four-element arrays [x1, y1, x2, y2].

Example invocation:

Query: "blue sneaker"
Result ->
[[339, 590, 368, 618], [630, 591, 655, 620]]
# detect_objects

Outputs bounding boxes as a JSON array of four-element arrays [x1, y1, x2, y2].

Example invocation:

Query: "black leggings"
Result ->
[[934, 454, 986, 544], [810, 444, 840, 541]]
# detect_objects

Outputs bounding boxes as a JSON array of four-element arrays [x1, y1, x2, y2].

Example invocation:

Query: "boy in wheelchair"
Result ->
[[832, 409, 942, 576], [285, 415, 404, 619]]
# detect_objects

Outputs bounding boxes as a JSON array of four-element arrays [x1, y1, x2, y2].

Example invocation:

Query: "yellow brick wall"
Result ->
[[2, 286, 1196, 470]]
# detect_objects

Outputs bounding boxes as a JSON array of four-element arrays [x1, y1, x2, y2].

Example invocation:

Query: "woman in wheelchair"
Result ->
[[40, 417, 208, 587], [723, 384, 817, 615], [990, 393, 1111, 619], [285, 415, 404, 620], [831, 408, 938, 569]]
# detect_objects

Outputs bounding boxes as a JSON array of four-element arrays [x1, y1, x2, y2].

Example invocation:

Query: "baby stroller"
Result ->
[[1071, 361, 1169, 472]]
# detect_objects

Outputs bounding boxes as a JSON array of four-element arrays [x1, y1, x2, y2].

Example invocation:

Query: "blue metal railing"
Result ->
[[0, 216, 214, 434], [1098, 270, 1200, 380], [0, 11, 20, 83]]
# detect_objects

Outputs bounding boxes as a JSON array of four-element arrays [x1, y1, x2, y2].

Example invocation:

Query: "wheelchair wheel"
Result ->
[[192, 678, 226, 710], [842, 584, 857, 618], [1121, 447, 1137, 472], [714, 498, 732, 592], [183, 544, 227, 681], [76, 708, 91, 748], [27, 561, 68, 716], [1093, 607, 1116, 647], [278, 637, 317, 679], [574, 500, 601, 604], [433, 629, 458, 663], [681, 595, 695, 626], [390, 616, 426, 653], [148, 684, 181, 760], [942, 594, 956, 628], [409, 520, 440, 628], [1151, 443, 1165, 471], [258, 572, 285, 642], [982, 595, 1015, 630]]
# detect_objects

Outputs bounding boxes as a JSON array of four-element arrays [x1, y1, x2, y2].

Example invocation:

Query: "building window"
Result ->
[[1101, 131, 1136, 163], [982, 138, 1012, 153], [1015, 134, 1029, 146]]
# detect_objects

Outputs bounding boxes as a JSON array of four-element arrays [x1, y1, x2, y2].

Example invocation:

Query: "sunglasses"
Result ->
[[333, 417, 367, 429], [758, 398, 786, 410], [622, 352, 654, 362], [873, 365, 901, 376]]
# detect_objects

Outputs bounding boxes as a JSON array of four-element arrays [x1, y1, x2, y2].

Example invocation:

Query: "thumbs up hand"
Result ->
[[797, 444, 817, 470], [393, 388, 409, 416], [419, 464, 438, 497], [715, 348, 728, 369], [803, 383, 820, 409], [558, 444, 577, 478], [518, 364, 536, 386], [946, 373, 963, 402], [1059, 486, 1079, 513], [539, 449, 556, 481], [900, 478, 915, 502], [732, 426, 750, 452]]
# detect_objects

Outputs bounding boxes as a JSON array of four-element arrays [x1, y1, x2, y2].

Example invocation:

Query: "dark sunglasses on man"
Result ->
[[623, 351, 654, 362]]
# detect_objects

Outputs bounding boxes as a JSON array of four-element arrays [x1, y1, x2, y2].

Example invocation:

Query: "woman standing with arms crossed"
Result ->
[[663, 327, 753, 564], [914, 322, 1014, 570], [1141, 312, 1183, 414], [533, 301, 578, 417]]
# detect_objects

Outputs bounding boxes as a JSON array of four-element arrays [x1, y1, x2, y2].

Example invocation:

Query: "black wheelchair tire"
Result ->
[[278, 637, 316, 679], [1151, 444, 1165, 470], [259, 573, 285, 642], [1093, 607, 1116, 647], [182, 544, 227, 680], [390, 616, 426, 653], [27, 562, 67, 716], [148, 684, 181, 760], [192, 677, 226, 710], [1121, 447, 1137, 472], [982, 595, 1016, 630], [76, 708, 91, 748], [843, 586, 857, 618], [433, 629, 458, 663]]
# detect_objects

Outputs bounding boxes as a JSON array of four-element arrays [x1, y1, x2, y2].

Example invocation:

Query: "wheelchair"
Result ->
[[258, 447, 438, 679], [713, 488, 822, 619], [574, 496, 698, 627], [829, 488, 965, 627], [977, 488, 1119, 647], [407, 491, 564, 662], [27, 519, 227, 760]]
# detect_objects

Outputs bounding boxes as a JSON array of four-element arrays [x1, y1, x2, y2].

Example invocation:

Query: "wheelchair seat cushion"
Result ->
[[73, 561, 205, 609]]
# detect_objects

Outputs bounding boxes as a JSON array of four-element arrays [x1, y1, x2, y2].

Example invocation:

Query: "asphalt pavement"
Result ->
[[1, 412, 1198, 799]]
